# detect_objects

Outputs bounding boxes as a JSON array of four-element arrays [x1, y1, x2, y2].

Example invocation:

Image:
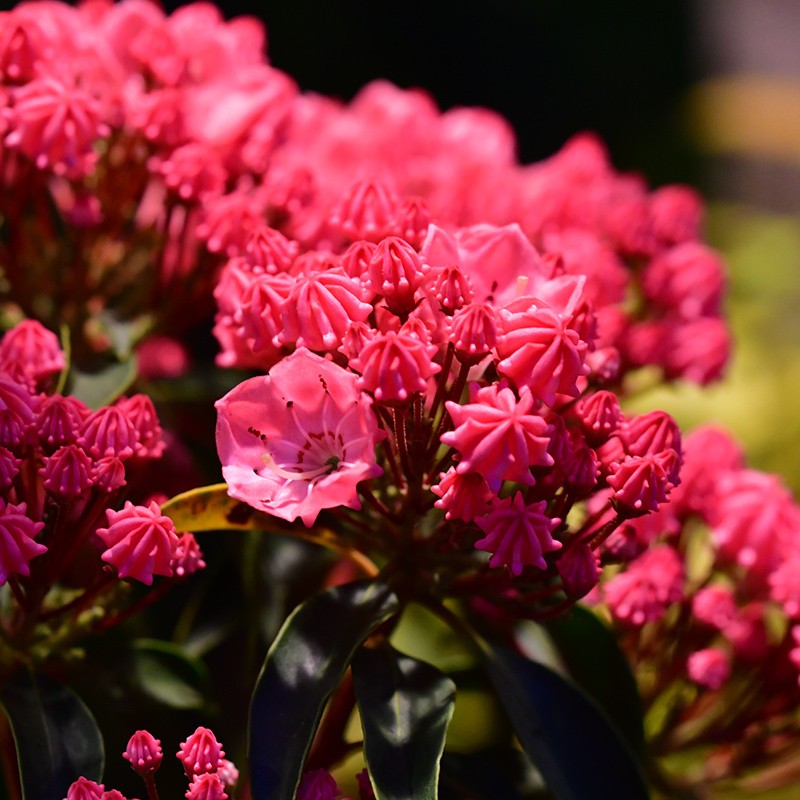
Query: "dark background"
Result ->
[[165, 0, 700, 186]]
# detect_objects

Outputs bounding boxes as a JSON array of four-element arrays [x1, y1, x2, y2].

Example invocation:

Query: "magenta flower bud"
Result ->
[[0, 446, 20, 490], [101, 791, 129, 800], [198, 191, 267, 258], [608, 454, 672, 517], [340, 240, 378, 283], [686, 648, 730, 690], [428, 264, 473, 314], [155, 142, 227, 202], [0, 500, 46, 585], [297, 769, 340, 800], [63, 777, 104, 800], [243, 224, 298, 274], [177, 726, 225, 778], [280, 270, 373, 352], [170, 533, 206, 577], [450, 302, 498, 362], [0, 12, 47, 84], [216, 759, 239, 788], [574, 390, 621, 446], [36, 395, 90, 452], [431, 468, 493, 523], [185, 773, 227, 800], [41, 445, 95, 498], [329, 178, 398, 243], [78, 406, 139, 460], [622, 410, 682, 461], [692, 585, 736, 630], [97, 500, 178, 585], [556, 542, 600, 600], [93, 457, 126, 493], [352, 330, 440, 405], [123, 729, 163, 775], [441, 383, 552, 492], [474, 493, 561, 575], [0, 376, 37, 450], [366, 236, 425, 315], [115, 395, 164, 459], [0, 319, 64, 386], [604, 544, 684, 626], [395, 195, 431, 249], [648, 184, 703, 246], [5, 77, 109, 178]]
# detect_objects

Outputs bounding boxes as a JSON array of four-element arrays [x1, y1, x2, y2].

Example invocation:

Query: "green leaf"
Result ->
[[352, 644, 455, 800], [544, 605, 646, 758], [0, 670, 104, 800], [249, 579, 400, 800], [131, 639, 208, 710], [481, 643, 650, 800], [68, 358, 137, 409]]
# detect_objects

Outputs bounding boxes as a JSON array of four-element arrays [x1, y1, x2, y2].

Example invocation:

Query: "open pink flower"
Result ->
[[215, 348, 382, 526]]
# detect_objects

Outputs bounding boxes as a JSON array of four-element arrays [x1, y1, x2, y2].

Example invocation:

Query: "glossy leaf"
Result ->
[[352, 644, 455, 800], [132, 639, 208, 710], [482, 642, 650, 800], [544, 605, 646, 758], [0, 670, 104, 800], [249, 579, 399, 800]]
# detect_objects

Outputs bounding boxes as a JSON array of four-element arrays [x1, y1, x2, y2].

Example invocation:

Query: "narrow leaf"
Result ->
[[352, 644, 455, 800], [0, 670, 104, 800], [482, 643, 650, 800], [131, 639, 209, 710], [249, 579, 399, 800], [544, 605, 646, 758]]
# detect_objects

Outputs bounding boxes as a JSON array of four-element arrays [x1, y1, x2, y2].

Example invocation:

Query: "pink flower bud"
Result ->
[[340, 240, 378, 283], [329, 179, 398, 243], [0, 500, 46, 585], [557, 542, 600, 600], [64, 777, 104, 800], [574, 390, 621, 446], [155, 143, 227, 202], [0, 376, 38, 450], [352, 330, 440, 405], [431, 468, 494, 522], [686, 648, 730, 690], [185, 773, 227, 800], [97, 500, 178, 585], [0, 320, 64, 386], [79, 406, 139, 460], [474, 493, 561, 574], [608, 454, 673, 516], [395, 196, 431, 249], [450, 303, 498, 363], [93, 457, 127, 493], [366, 236, 425, 315], [41, 445, 95, 498], [123, 729, 163, 775], [428, 264, 473, 314], [648, 185, 703, 246], [0, 447, 20, 490], [243, 224, 298, 274], [177, 726, 225, 778], [115, 395, 165, 459], [297, 769, 340, 800], [170, 533, 206, 577], [36, 395, 89, 452], [442, 383, 552, 492], [217, 759, 239, 788]]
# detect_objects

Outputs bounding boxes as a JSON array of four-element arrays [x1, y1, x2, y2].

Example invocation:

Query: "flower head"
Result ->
[[216, 348, 382, 526]]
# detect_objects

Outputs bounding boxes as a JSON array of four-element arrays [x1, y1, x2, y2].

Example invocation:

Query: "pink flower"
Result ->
[[171, 533, 206, 577], [0, 500, 46, 585], [64, 778, 104, 800], [449, 302, 498, 362], [474, 493, 561, 574], [177, 726, 224, 778], [556, 542, 600, 599], [215, 348, 382, 526], [431, 468, 494, 522], [366, 236, 426, 315], [329, 178, 398, 242], [608, 454, 674, 516], [442, 383, 552, 492], [40, 444, 94, 498], [78, 406, 139, 460], [0, 319, 64, 385], [297, 769, 341, 800], [97, 500, 179, 585], [123, 729, 163, 775]]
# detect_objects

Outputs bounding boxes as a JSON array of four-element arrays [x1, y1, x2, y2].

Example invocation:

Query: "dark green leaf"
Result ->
[[249, 579, 399, 800], [0, 670, 104, 800], [352, 644, 455, 800], [439, 750, 533, 800], [68, 358, 137, 409], [544, 605, 646, 758], [482, 643, 650, 800], [132, 639, 208, 710]]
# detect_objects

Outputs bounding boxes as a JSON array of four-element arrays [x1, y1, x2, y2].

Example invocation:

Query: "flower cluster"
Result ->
[[216, 217, 688, 616], [0, 319, 203, 671], [594, 425, 800, 788]]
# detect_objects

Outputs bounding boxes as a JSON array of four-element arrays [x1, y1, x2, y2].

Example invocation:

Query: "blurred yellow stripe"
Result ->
[[688, 75, 800, 163]]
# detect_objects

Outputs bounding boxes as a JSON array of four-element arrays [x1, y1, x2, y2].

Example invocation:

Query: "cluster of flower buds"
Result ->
[[215, 217, 688, 617], [0, 319, 204, 668], [1, 1, 728, 387], [591, 425, 800, 788], [65, 727, 238, 800]]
